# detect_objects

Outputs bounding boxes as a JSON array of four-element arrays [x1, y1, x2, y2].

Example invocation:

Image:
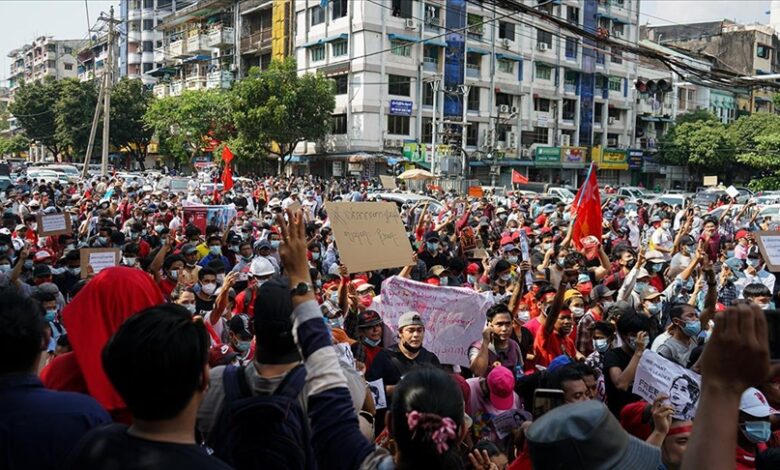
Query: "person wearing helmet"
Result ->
[[233, 257, 275, 318]]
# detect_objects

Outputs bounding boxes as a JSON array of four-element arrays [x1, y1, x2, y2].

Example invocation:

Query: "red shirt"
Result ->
[[534, 326, 576, 367], [233, 289, 256, 317], [158, 278, 177, 299], [524, 317, 542, 338]]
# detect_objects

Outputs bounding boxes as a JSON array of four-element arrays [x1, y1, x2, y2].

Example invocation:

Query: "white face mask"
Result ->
[[517, 310, 530, 322], [123, 257, 136, 266], [201, 282, 217, 296], [570, 306, 585, 317]]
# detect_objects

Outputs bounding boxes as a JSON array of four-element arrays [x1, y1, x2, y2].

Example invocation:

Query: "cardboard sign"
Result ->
[[632, 350, 702, 420], [367, 378, 387, 410], [725, 185, 740, 199], [379, 276, 493, 366], [379, 175, 397, 190], [468, 186, 484, 198], [754, 231, 780, 271], [36, 212, 72, 237], [326, 201, 414, 273], [703, 176, 718, 187], [80, 248, 120, 279]]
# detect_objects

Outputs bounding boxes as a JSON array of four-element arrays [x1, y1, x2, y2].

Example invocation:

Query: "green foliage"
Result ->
[[0, 135, 30, 156], [110, 79, 154, 167], [230, 58, 335, 171], [674, 109, 718, 126], [737, 133, 780, 190], [8, 77, 63, 157], [728, 112, 780, 149], [144, 89, 234, 164], [54, 79, 99, 161], [658, 118, 732, 170]]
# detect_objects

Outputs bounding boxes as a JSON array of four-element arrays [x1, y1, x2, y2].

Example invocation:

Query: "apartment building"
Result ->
[[293, 0, 641, 186], [120, 0, 176, 85], [6, 36, 83, 94]]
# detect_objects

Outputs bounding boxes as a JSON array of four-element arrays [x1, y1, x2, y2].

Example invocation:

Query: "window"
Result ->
[[422, 117, 432, 142], [423, 45, 439, 64], [608, 77, 622, 92], [497, 59, 514, 74], [143, 62, 153, 73], [562, 99, 576, 120], [388, 75, 411, 96], [467, 87, 480, 111], [467, 52, 481, 70], [466, 123, 478, 146], [595, 75, 606, 90], [332, 74, 348, 94], [64, 63, 73, 71], [392, 0, 413, 18], [758, 44, 771, 59], [612, 23, 625, 37], [63, 46, 72, 54], [467, 14, 483, 38], [567, 6, 580, 24], [537, 29, 553, 48], [425, 5, 441, 30], [47, 44, 56, 52], [332, 40, 347, 57], [310, 6, 325, 26], [310, 45, 325, 61], [331, 114, 347, 134], [143, 0, 154, 8], [535, 63, 552, 80], [423, 84, 434, 106], [610, 47, 623, 64], [499, 21, 515, 40], [534, 98, 551, 112], [390, 39, 412, 57], [143, 19, 154, 31], [496, 92, 514, 107], [387, 115, 410, 135], [156, 40, 163, 48], [142, 41, 153, 52], [332, 0, 348, 19], [608, 107, 621, 120], [521, 127, 549, 146], [565, 37, 578, 59]]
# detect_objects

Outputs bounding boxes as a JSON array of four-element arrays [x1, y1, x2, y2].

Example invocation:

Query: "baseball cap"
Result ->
[[181, 243, 198, 255], [564, 289, 582, 303], [593, 284, 615, 300], [580, 236, 600, 249], [527, 400, 662, 469], [724, 257, 745, 276], [428, 265, 449, 278], [645, 250, 665, 263], [33, 264, 52, 278], [740, 387, 779, 418], [577, 273, 591, 284], [424, 231, 440, 242], [358, 309, 383, 328], [637, 268, 651, 280], [398, 311, 424, 330], [735, 229, 750, 241], [466, 263, 480, 275], [208, 344, 239, 367], [228, 314, 252, 339], [352, 279, 375, 293], [640, 286, 663, 302], [502, 244, 519, 253], [548, 354, 573, 372], [487, 366, 515, 411]]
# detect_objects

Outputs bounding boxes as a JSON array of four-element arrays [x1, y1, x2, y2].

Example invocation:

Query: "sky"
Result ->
[[0, 0, 774, 86]]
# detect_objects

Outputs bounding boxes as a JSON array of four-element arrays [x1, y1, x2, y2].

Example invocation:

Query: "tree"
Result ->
[[0, 135, 30, 157], [658, 119, 733, 174], [55, 78, 99, 162], [111, 78, 154, 170], [231, 58, 336, 173], [144, 89, 234, 166], [8, 77, 64, 158], [727, 112, 780, 149]]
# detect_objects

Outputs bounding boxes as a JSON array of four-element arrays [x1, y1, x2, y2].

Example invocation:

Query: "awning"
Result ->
[[146, 66, 178, 77], [424, 38, 448, 47], [414, 160, 431, 170], [324, 34, 348, 43], [301, 38, 325, 48], [182, 55, 211, 63], [756, 97, 772, 103], [467, 48, 491, 55], [639, 115, 661, 122], [659, 117, 674, 122], [388, 33, 418, 43], [496, 53, 522, 62]]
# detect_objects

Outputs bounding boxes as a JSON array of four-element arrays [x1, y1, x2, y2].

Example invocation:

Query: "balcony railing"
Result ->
[[239, 29, 273, 53], [127, 52, 142, 64], [185, 74, 207, 90], [206, 70, 234, 89], [466, 64, 481, 78], [169, 39, 187, 58], [153, 83, 170, 98], [208, 26, 234, 48], [423, 57, 438, 72], [170, 80, 183, 96], [187, 34, 211, 54]]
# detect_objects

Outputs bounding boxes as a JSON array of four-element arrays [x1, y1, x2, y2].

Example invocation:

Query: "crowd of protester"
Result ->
[[2, 171, 780, 469]]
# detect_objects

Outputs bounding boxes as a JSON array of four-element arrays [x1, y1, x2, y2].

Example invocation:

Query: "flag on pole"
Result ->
[[222, 145, 234, 164], [511, 169, 528, 184], [221, 145, 234, 193], [570, 162, 602, 250]]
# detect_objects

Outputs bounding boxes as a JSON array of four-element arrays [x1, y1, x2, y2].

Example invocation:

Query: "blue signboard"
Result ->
[[444, 0, 466, 117], [578, 0, 597, 147], [628, 149, 644, 169], [389, 100, 413, 116]]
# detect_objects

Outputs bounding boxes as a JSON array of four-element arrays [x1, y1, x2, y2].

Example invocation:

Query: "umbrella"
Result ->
[[398, 169, 434, 180]]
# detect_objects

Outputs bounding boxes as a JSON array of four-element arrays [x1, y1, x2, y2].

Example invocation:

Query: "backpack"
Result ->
[[209, 364, 314, 470]]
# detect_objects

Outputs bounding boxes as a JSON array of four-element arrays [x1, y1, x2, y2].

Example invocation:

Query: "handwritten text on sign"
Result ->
[[80, 248, 120, 279], [379, 276, 492, 367], [327, 202, 413, 273], [632, 350, 701, 420]]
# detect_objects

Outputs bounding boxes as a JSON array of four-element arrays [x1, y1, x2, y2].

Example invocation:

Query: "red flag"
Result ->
[[221, 165, 233, 192], [222, 145, 234, 164], [571, 163, 602, 250], [511, 169, 528, 184]]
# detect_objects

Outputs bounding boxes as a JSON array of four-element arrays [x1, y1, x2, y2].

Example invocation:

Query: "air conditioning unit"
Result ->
[[502, 38, 512, 48], [537, 43, 549, 52], [608, 117, 616, 125], [607, 138, 618, 147], [506, 132, 517, 147], [384, 138, 400, 148], [482, 128, 494, 142], [498, 104, 510, 113], [560, 134, 571, 146], [510, 106, 519, 115], [404, 18, 416, 30]]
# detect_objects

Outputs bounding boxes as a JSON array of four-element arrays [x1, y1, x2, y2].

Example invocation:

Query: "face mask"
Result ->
[[557, 258, 566, 268], [427, 242, 439, 252], [217, 273, 225, 284], [130, 232, 140, 240], [742, 421, 771, 444], [327, 316, 344, 329], [682, 279, 694, 292], [24, 260, 33, 270], [264, 217, 273, 224], [201, 282, 217, 296], [756, 301, 773, 310], [235, 340, 251, 353], [662, 222, 671, 229], [627, 337, 638, 351], [184, 303, 196, 314], [682, 319, 701, 337], [330, 291, 339, 304], [230, 244, 240, 253], [593, 338, 609, 353], [44, 310, 57, 322], [402, 341, 422, 354], [634, 282, 648, 293], [748, 259, 761, 268], [98, 236, 108, 245], [500, 273, 512, 282], [467, 275, 477, 285], [123, 257, 136, 266], [210, 246, 222, 255], [577, 283, 593, 297], [517, 310, 530, 322], [726, 250, 735, 258], [169, 270, 179, 281], [68, 266, 81, 275], [0, 264, 10, 273], [363, 336, 381, 347], [360, 294, 373, 308], [506, 255, 518, 264], [570, 306, 585, 317], [312, 252, 321, 261], [155, 224, 165, 233], [270, 240, 281, 249], [241, 232, 250, 240], [439, 277, 449, 286], [646, 302, 661, 314], [649, 263, 664, 273]]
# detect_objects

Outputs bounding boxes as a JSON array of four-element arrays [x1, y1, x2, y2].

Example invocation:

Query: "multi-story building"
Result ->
[[76, 34, 111, 82], [239, 0, 294, 76], [6, 36, 83, 94], [292, 0, 641, 186], [119, 0, 176, 85]]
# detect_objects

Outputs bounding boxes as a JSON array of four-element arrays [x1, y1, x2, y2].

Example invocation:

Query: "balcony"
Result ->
[[127, 52, 142, 64], [564, 83, 577, 95], [170, 80, 183, 96], [187, 34, 211, 54], [466, 64, 481, 78], [169, 39, 188, 58], [240, 29, 273, 54], [128, 9, 142, 21], [127, 29, 142, 42], [206, 70, 233, 89], [184, 74, 207, 90], [208, 26, 234, 48], [153, 83, 170, 98], [423, 57, 438, 73]]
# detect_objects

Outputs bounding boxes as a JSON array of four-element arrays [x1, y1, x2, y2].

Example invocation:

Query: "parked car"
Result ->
[[615, 186, 649, 201], [43, 164, 80, 183], [758, 204, 780, 223], [694, 190, 727, 208], [26, 169, 69, 185], [369, 192, 444, 215], [657, 193, 692, 208], [156, 176, 192, 193]]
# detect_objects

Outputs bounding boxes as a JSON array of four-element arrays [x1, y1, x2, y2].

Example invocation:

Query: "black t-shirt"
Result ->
[[65, 423, 233, 469], [195, 295, 215, 315], [602, 347, 641, 417]]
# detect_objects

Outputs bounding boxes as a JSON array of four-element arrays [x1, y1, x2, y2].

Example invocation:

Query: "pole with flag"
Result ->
[[511, 169, 528, 185], [570, 162, 602, 250], [221, 145, 234, 193]]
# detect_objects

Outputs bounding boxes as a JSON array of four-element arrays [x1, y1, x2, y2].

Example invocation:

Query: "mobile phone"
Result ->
[[766, 310, 780, 360], [532, 388, 565, 419]]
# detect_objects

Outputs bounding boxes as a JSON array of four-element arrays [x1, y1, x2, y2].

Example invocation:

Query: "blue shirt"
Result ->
[[0, 373, 111, 469], [198, 253, 232, 270]]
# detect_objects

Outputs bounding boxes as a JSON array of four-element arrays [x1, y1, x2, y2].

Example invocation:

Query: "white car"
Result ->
[[43, 164, 80, 183], [657, 194, 691, 208], [27, 170, 69, 185], [758, 205, 780, 222]]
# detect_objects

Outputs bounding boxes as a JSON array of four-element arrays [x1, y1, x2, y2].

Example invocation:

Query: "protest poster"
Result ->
[[468, 186, 484, 198], [703, 176, 717, 187], [379, 276, 493, 366], [632, 350, 702, 420], [326, 201, 414, 273], [36, 212, 72, 237], [367, 378, 387, 410], [492, 409, 532, 439], [754, 231, 780, 271], [183, 205, 237, 233], [379, 175, 397, 190], [80, 248, 120, 279], [725, 185, 740, 200], [518, 230, 534, 288]]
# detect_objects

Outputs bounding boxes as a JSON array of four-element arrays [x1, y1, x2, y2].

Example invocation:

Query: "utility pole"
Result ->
[[429, 77, 441, 175], [101, 6, 119, 177], [459, 84, 470, 180]]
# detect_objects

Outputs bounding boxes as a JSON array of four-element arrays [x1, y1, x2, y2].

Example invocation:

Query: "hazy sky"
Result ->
[[0, 0, 773, 86]]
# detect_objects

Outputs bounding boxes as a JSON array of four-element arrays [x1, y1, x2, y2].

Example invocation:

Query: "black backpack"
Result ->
[[209, 364, 314, 470]]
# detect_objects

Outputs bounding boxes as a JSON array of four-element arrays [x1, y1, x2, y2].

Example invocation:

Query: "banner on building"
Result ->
[[379, 276, 493, 366], [561, 146, 587, 167], [535, 147, 561, 167], [599, 149, 629, 170]]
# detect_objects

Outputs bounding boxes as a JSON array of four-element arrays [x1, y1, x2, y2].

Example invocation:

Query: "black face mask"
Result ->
[[402, 341, 422, 354], [625, 259, 637, 270]]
